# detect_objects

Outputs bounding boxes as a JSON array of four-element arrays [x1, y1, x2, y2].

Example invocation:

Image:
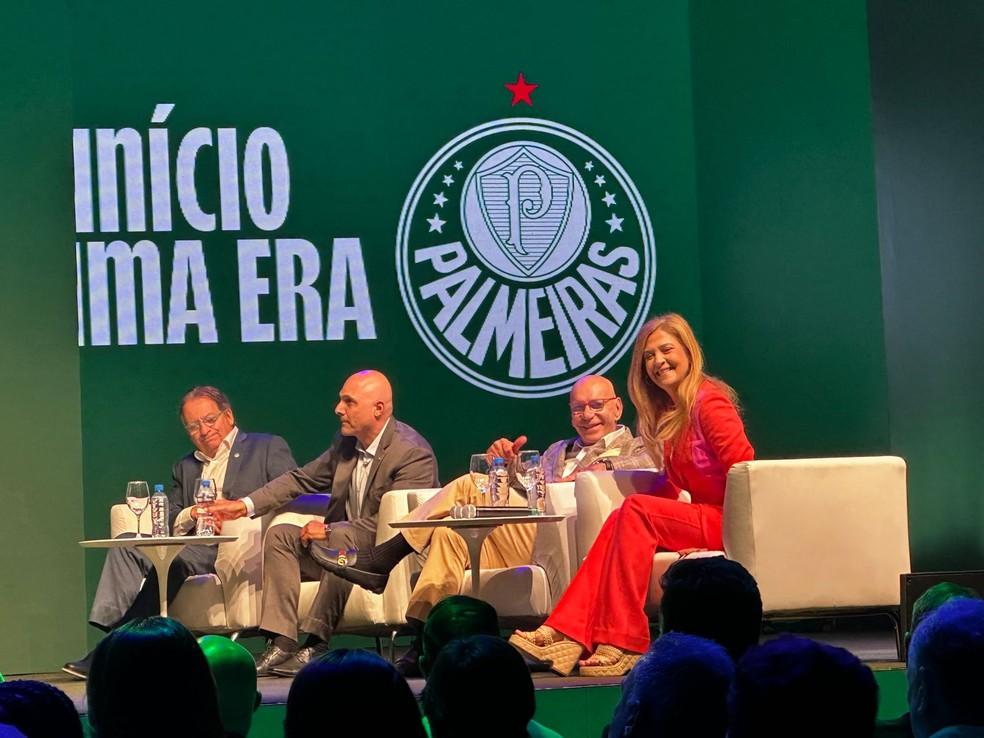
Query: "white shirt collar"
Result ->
[[575, 424, 629, 451], [194, 426, 239, 463]]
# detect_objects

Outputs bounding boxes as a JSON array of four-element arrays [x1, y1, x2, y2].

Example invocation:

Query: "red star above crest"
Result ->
[[505, 72, 538, 106]]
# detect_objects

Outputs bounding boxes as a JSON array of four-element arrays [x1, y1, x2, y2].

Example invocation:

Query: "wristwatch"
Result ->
[[600, 458, 615, 471]]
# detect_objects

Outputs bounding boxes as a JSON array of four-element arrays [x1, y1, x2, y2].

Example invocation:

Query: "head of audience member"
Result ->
[[198, 636, 260, 738], [729, 635, 878, 738], [659, 556, 762, 661], [607, 633, 733, 738], [0, 679, 83, 738], [286, 649, 424, 738], [419, 595, 499, 676], [907, 581, 982, 649], [629, 313, 738, 456], [568, 375, 624, 446], [0, 727, 25, 738], [908, 598, 984, 738], [180, 385, 236, 458], [335, 370, 394, 447], [423, 634, 534, 738], [87, 617, 224, 738]]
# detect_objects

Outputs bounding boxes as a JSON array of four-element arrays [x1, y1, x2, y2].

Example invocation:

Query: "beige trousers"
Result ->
[[403, 474, 535, 622]]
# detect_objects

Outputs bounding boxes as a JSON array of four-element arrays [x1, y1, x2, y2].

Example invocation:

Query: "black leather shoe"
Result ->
[[395, 644, 422, 678], [308, 543, 389, 594], [255, 644, 296, 676], [62, 651, 95, 680], [270, 644, 329, 677]]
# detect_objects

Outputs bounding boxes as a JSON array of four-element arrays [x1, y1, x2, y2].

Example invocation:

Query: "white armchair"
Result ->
[[572, 457, 911, 641]]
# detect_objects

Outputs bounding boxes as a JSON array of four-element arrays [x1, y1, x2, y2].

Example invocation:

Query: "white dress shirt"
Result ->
[[173, 426, 242, 535], [346, 418, 389, 521]]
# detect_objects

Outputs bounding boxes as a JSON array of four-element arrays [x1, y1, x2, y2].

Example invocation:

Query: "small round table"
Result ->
[[390, 514, 564, 595], [80, 535, 237, 617]]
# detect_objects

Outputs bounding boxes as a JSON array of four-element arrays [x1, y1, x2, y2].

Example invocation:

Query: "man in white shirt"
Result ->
[[63, 386, 297, 678], [311, 374, 654, 676]]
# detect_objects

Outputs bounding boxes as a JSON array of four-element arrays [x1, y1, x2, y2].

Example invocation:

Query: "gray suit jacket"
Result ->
[[246, 419, 439, 536], [170, 431, 297, 533]]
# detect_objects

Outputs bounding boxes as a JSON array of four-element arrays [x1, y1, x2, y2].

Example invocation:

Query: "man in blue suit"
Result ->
[[63, 386, 296, 678]]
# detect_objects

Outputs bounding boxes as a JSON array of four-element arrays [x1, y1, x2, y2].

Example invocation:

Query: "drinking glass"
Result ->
[[465, 454, 490, 513], [516, 450, 541, 494], [125, 481, 150, 537]]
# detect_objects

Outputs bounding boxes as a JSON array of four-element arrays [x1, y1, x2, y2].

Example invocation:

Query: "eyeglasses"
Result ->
[[570, 397, 617, 417], [184, 411, 225, 434]]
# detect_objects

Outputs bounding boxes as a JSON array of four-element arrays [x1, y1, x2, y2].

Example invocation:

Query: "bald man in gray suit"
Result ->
[[210, 370, 438, 675]]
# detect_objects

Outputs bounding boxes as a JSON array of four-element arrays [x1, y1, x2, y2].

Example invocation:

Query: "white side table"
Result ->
[[390, 515, 563, 595], [80, 535, 237, 617]]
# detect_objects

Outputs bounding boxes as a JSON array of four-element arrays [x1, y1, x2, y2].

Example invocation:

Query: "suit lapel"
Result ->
[[223, 431, 247, 499], [360, 420, 396, 517]]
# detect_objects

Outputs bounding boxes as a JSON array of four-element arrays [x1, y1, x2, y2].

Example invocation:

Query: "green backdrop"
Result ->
[[1, 0, 980, 674]]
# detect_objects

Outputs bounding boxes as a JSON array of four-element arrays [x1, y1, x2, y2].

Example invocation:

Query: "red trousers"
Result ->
[[545, 494, 723, 654]]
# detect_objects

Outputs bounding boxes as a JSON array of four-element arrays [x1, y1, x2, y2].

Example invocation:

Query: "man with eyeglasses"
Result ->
[[63, 386, 297, 679], [311, 374, 654, 676]]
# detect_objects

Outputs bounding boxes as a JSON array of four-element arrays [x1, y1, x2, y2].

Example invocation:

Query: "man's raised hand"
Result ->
[[486, 434, 528, 461]]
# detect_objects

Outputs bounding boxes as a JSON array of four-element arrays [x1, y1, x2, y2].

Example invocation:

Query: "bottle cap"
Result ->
[[530, 455, 540, 463], [493, 457, 505, 464], [154, 484, 164, 493], [202, 479, 211, 487]]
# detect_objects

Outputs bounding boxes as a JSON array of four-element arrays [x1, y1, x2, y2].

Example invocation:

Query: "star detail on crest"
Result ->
[[594, 174, 607, 187], [427, 213, 447, 233], [605, 214, 624, 233], [433, 192, 448, 207], [505, 72, 538, 106], [602, 192, 616, 207], [442, 174, 455, 186], [584, 161, 594, 171], [453, 161, 463, 170]]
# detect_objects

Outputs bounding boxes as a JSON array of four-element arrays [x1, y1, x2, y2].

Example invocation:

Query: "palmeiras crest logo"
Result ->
[[397, 118, 656, 398]]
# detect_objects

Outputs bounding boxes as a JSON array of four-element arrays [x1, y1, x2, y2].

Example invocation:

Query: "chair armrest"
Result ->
[[573, 469, 668, 562], [110, 504, 152, 537]]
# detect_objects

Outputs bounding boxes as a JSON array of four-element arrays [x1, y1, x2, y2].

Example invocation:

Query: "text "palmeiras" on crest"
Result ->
[[397, 116, 656, 399]]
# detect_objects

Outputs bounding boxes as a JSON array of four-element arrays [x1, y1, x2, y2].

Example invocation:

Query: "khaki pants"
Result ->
[[403, 474, 535, 622]]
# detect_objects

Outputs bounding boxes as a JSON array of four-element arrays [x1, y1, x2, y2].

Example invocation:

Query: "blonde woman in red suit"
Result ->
[[509, 313, 755, 677]]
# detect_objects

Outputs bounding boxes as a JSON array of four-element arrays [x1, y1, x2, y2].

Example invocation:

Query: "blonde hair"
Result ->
[[627, 313, 738, 462]]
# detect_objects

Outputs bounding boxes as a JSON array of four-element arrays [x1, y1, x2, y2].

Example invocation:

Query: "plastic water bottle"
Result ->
[[489, 457, 509, 507], [150, 484, 169, 537], [195, 479, 217, 536], [527, 458, 546, 514]]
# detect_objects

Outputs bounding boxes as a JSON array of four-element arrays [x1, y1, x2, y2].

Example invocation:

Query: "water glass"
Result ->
[[518, 451, 545, 513], [125, 481, 150, 537], [468, 454, 491, 503]]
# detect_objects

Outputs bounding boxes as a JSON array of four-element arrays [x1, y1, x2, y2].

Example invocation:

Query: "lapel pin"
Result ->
[[234, 452, 240, 458]]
